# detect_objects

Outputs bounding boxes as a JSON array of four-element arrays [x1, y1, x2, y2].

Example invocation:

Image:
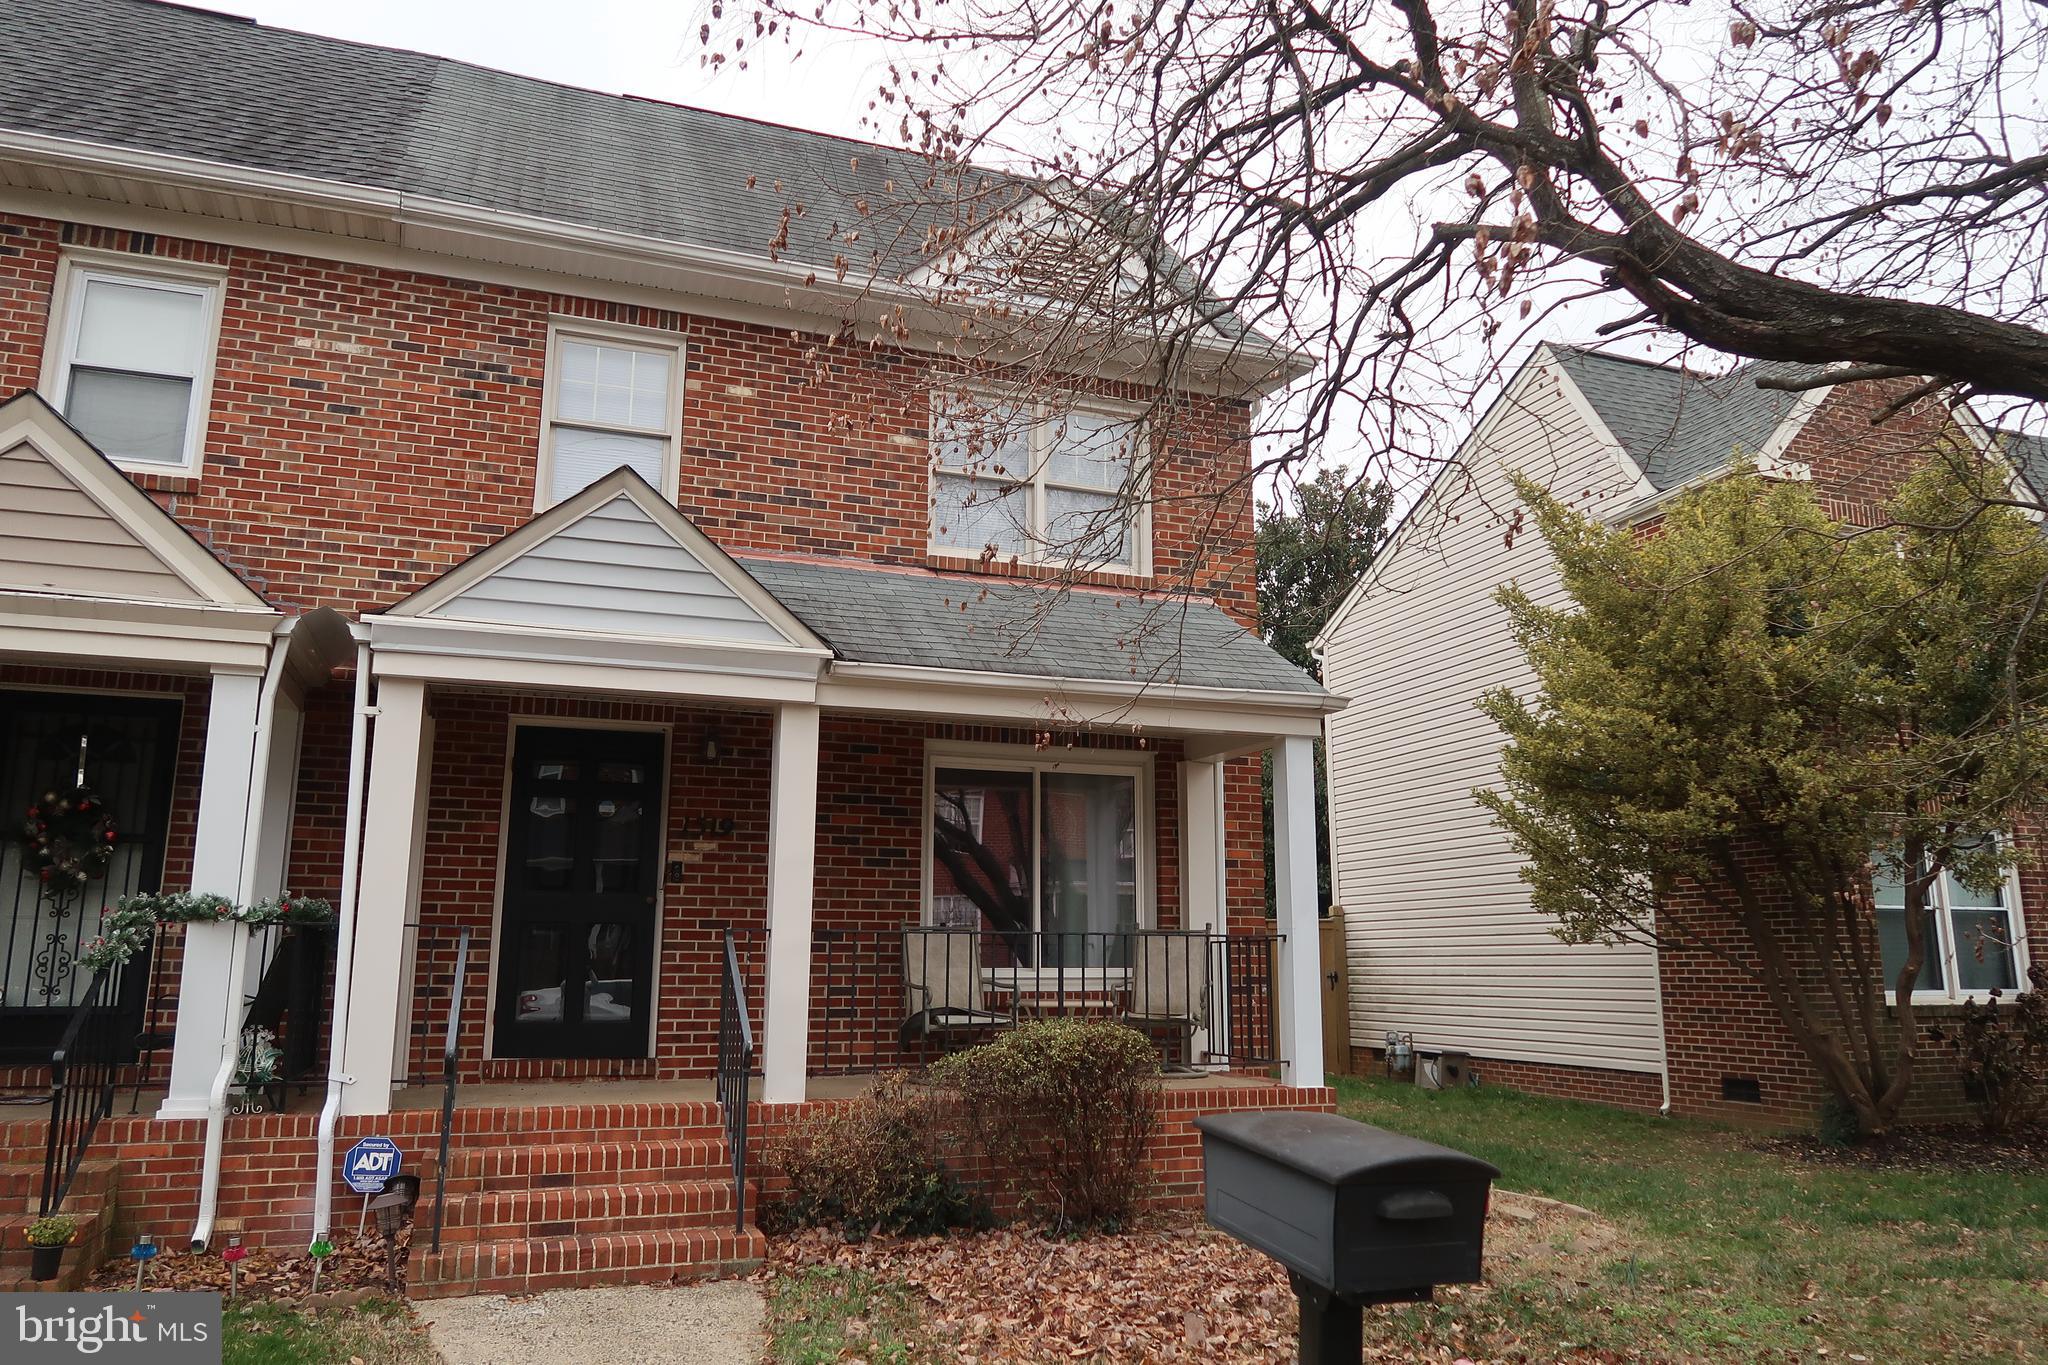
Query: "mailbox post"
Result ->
[[1196, 1111, 1499, 1364]]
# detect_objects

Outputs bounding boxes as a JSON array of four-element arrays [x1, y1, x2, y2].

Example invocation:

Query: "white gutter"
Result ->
[[0, 127, 1312, 396], [821, 658, 1348, 715], [311, 637, 375, 1245], [187, 621, 294, 1250]]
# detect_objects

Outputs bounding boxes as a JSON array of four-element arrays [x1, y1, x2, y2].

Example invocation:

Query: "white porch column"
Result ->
[[1179, 758, 1226, 935], [1272, 735, 1325, 1088], [339, 677, 428, 1116], [160, 670, 265, 1120], [761, 701, 821, 1104]]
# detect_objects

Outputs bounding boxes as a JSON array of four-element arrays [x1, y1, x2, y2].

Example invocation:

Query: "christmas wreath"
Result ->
[[20, 786, 118, 889]]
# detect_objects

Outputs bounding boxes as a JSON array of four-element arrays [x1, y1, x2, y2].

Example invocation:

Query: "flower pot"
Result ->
[[29, 1241, 65, 1281]]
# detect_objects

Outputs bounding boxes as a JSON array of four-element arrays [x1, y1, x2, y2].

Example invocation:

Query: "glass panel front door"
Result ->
[[492, 726, 665, 1059]]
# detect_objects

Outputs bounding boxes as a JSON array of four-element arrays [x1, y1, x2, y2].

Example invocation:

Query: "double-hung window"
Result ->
[[927, 750, 1149, 966], [538, 323, 684, 508], [930, 389, 1147, 572], [1872, 840, 2028, 1002], [45, 254, 224, 473]]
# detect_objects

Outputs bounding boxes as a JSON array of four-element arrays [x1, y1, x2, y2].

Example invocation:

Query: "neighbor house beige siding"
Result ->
[[1319, 354, 1665, 1075], [0, 438, 207, 602]]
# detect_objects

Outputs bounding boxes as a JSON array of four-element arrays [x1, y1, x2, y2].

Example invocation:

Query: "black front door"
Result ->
[[0, 690, 180, 1062], [493, 725, 664, 1059]]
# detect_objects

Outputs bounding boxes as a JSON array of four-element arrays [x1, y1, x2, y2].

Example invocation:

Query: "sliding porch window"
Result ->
[[928, 756, 1146, 965]]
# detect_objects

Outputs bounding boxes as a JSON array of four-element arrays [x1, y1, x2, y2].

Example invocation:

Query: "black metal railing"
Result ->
[[715, 927, 755, 1234], [430, 926, 471, 1254], [731, 925, 1285, 1077], [40, 952, 139, 1216]]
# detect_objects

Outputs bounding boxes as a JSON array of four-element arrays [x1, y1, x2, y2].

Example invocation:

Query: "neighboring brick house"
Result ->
[[1317, 342, 2048, 1128], [0, 0, 1340, 1284]]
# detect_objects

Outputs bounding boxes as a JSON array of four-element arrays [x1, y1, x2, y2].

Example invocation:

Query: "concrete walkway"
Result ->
[[418, 1279, 764, 1365]]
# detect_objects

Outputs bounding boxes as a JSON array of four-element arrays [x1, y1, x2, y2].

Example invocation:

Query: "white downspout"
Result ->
[[188, 623, 294, 1250], [311, 638, 374, 1245], [1649, 925, 1674, 1116]]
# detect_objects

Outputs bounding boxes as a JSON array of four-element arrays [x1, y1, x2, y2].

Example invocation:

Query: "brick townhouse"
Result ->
[[0, 0, 1341, 1291], [1318, 343, 2048, 1129]]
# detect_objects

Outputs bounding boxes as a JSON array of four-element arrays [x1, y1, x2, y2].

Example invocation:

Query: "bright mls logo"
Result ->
[[3, 1293, 220, 1363]]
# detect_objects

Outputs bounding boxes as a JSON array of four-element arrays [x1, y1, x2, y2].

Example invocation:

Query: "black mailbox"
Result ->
[[1196, 1110, 1499, 1362]]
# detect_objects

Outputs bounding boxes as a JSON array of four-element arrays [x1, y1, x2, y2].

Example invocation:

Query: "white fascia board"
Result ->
[[0, 129, 1294, 398], [366, 613, 829, 681], [818, 658, 1338, 734], [0, 598, 276, 672]]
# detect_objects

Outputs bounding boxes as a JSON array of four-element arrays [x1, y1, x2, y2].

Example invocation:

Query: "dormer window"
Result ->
[[537, 321, 685, 508], [929, 388, 1148, 574]]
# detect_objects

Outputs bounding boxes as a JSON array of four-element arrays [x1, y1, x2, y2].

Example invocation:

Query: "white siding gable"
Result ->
[[0, 439, 208, 602], [1320, 354, 1666, 1076], [425, 492, 792, 646]]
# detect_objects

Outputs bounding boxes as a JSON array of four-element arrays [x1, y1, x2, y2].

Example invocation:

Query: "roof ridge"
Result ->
[[111, 0, 961, 171]]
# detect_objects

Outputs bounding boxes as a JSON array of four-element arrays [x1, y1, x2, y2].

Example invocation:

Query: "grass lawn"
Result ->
[[766, 1264, 934, 1364], [223, 1299, 439, 1365], [1334, 1073, 2048, 1362]]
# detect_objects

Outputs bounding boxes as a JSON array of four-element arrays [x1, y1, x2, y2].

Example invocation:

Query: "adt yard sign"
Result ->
[[342, 1137, 402, 1194]]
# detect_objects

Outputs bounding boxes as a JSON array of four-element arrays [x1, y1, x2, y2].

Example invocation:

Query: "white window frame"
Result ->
[[927, 388, 1152, 575], [1874, 843, 2032, 1006], [40, 248, 228, 476], [535, 317, 687, 510], [922, 741, 1156, 973]]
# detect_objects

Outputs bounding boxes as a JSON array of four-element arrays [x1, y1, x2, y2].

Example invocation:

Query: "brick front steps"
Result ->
[[408, 1100, 764, 1298], [0, 1158, 120, 1291]]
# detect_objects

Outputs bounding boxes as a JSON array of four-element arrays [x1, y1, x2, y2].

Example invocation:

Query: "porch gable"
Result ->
[[383, 468, 827, 655], [0, 390, 271, 610]]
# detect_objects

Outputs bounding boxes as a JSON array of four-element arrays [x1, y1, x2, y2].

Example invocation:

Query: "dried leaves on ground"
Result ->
[[1758, 1123, 2048, 1177], [764, 1195, 1657, 1363], [86, 1225, 415, 1303]]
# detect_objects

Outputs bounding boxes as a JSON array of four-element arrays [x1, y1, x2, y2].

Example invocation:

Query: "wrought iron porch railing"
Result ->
[[721, 925, 1286, 1078], [715, 927, 755, 1234], [430, 926, 471, 1255], [40, 947, 143, 1217]]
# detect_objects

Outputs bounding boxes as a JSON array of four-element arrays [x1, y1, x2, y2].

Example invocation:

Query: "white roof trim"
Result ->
[[376, 466, 831, 657], [0, 390, 274, 611]]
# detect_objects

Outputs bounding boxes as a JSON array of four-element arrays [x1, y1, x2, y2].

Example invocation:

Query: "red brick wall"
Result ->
[[0, 213, 1258, 619]]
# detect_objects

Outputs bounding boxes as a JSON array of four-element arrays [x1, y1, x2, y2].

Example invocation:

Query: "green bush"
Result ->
[[1930, 963, 2048, 1134], [930, 1017, 1161, 1233], [1815, 1092, 1864, 1146], [766, 1071, 988, 1238]]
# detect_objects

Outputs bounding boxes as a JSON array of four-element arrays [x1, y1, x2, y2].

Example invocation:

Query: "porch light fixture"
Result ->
[[702, 728, 723, 764]]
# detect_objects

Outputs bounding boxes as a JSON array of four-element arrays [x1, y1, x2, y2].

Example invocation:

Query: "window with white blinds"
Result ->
[[48, 259, 223, 472], [539, 327, 684, 507]]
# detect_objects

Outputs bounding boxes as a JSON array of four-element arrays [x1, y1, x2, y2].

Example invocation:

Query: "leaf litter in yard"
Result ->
[[762, 1196, 1705, 1363]]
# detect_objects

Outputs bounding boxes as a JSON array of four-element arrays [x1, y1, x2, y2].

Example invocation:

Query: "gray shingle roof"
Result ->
[[1, 0, 1018, 277], [738, 557, 1327, 696], [1552, 347, 1825, 490]]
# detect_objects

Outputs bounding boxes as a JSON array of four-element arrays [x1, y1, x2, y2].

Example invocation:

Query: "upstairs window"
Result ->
[[930, 389, 1147, 573], [46, 255, 224, 473], [539, 323, 684, 507], [1872, 839, 2028, 1002]]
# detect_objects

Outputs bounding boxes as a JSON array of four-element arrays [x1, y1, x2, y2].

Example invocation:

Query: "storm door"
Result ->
[[492, 725, 664, 1058], [0, 690, 179, 1061]]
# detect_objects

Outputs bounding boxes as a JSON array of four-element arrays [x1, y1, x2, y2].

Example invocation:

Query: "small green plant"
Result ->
[[767, 1071, 987, 1238], [25, 1214, 77, 1247], [1930, 963, 2048, 1134], [930, 1017, 1161, 1233]]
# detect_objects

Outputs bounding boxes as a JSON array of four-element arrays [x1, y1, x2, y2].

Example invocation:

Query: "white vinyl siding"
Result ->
[[538, 324, 684, 508], [0, 439, 206, 601], [429, 493, 789, 644], [1320, 358, 1665, 1074], [45, 256, 224, 473]]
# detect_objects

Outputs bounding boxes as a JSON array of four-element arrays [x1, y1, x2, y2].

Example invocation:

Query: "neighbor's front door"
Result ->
[[493, 725, 664, 1059]]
